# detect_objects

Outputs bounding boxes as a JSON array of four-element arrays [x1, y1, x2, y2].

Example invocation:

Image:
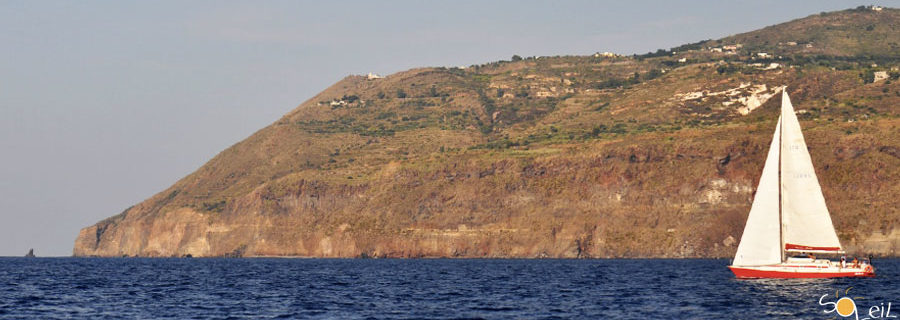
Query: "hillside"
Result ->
[[75, 7, 900, 258]]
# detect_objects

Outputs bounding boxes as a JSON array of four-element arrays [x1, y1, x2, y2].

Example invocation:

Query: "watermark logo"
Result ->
[[820, 287, 895, 319]]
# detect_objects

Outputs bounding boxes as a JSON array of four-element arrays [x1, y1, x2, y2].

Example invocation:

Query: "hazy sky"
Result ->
[[1, 0, 895, 256]]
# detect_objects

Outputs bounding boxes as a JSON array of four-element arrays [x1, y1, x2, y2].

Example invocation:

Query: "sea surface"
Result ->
[[0, 258, 897, 319]]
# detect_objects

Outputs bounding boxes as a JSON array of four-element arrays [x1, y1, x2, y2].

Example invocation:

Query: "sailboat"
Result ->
[[728, 89, 875, 278]]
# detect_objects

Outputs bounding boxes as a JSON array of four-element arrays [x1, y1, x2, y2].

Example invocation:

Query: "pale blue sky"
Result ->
[[1, 1, 895, 256]]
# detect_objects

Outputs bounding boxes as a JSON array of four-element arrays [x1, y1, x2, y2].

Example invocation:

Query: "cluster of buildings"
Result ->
[[708, 44, 742, 54], [593, 52, 619, 58]]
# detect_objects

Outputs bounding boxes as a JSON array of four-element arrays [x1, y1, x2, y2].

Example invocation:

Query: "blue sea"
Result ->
[[0, 258, 896, 319]]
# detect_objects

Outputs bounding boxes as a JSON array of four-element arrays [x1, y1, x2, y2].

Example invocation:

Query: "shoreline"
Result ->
[[46, 255, 893, 260]]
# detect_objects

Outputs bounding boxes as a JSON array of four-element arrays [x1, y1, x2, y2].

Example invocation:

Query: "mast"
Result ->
[[778, 88, 786, 263]]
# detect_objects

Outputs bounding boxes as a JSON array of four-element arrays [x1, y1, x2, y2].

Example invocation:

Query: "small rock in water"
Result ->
[[25, 249, 35, 258]]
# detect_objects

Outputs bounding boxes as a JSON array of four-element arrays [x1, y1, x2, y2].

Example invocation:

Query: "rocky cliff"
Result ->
[[75, 8, 900, 258]]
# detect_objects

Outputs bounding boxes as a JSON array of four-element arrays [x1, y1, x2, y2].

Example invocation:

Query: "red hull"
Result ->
[[729, 266, 875, 279]]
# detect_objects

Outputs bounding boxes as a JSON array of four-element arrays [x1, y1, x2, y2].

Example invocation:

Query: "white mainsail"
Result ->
[[732, 117, 783, 266], [779, 91, 842, 252], [732, 89, 842, 266]]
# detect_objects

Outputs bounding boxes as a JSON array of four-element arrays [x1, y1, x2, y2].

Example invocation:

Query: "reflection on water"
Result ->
[[735, 278, 838, 317]]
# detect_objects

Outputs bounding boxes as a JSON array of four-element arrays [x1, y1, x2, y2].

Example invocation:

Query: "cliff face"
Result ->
[[75, 8, 900, 258]]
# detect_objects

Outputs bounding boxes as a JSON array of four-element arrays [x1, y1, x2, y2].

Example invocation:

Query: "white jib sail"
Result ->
[[732, 117, 783, 266], [779, 91, 843, 252]]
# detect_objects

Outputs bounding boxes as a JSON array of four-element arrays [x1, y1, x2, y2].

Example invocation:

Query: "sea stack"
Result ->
[[25, 249, 35, 258]]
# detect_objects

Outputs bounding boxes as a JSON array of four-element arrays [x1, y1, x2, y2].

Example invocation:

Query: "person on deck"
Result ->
[[841, 256, 846, 268], [852, 257, 859, 268]]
